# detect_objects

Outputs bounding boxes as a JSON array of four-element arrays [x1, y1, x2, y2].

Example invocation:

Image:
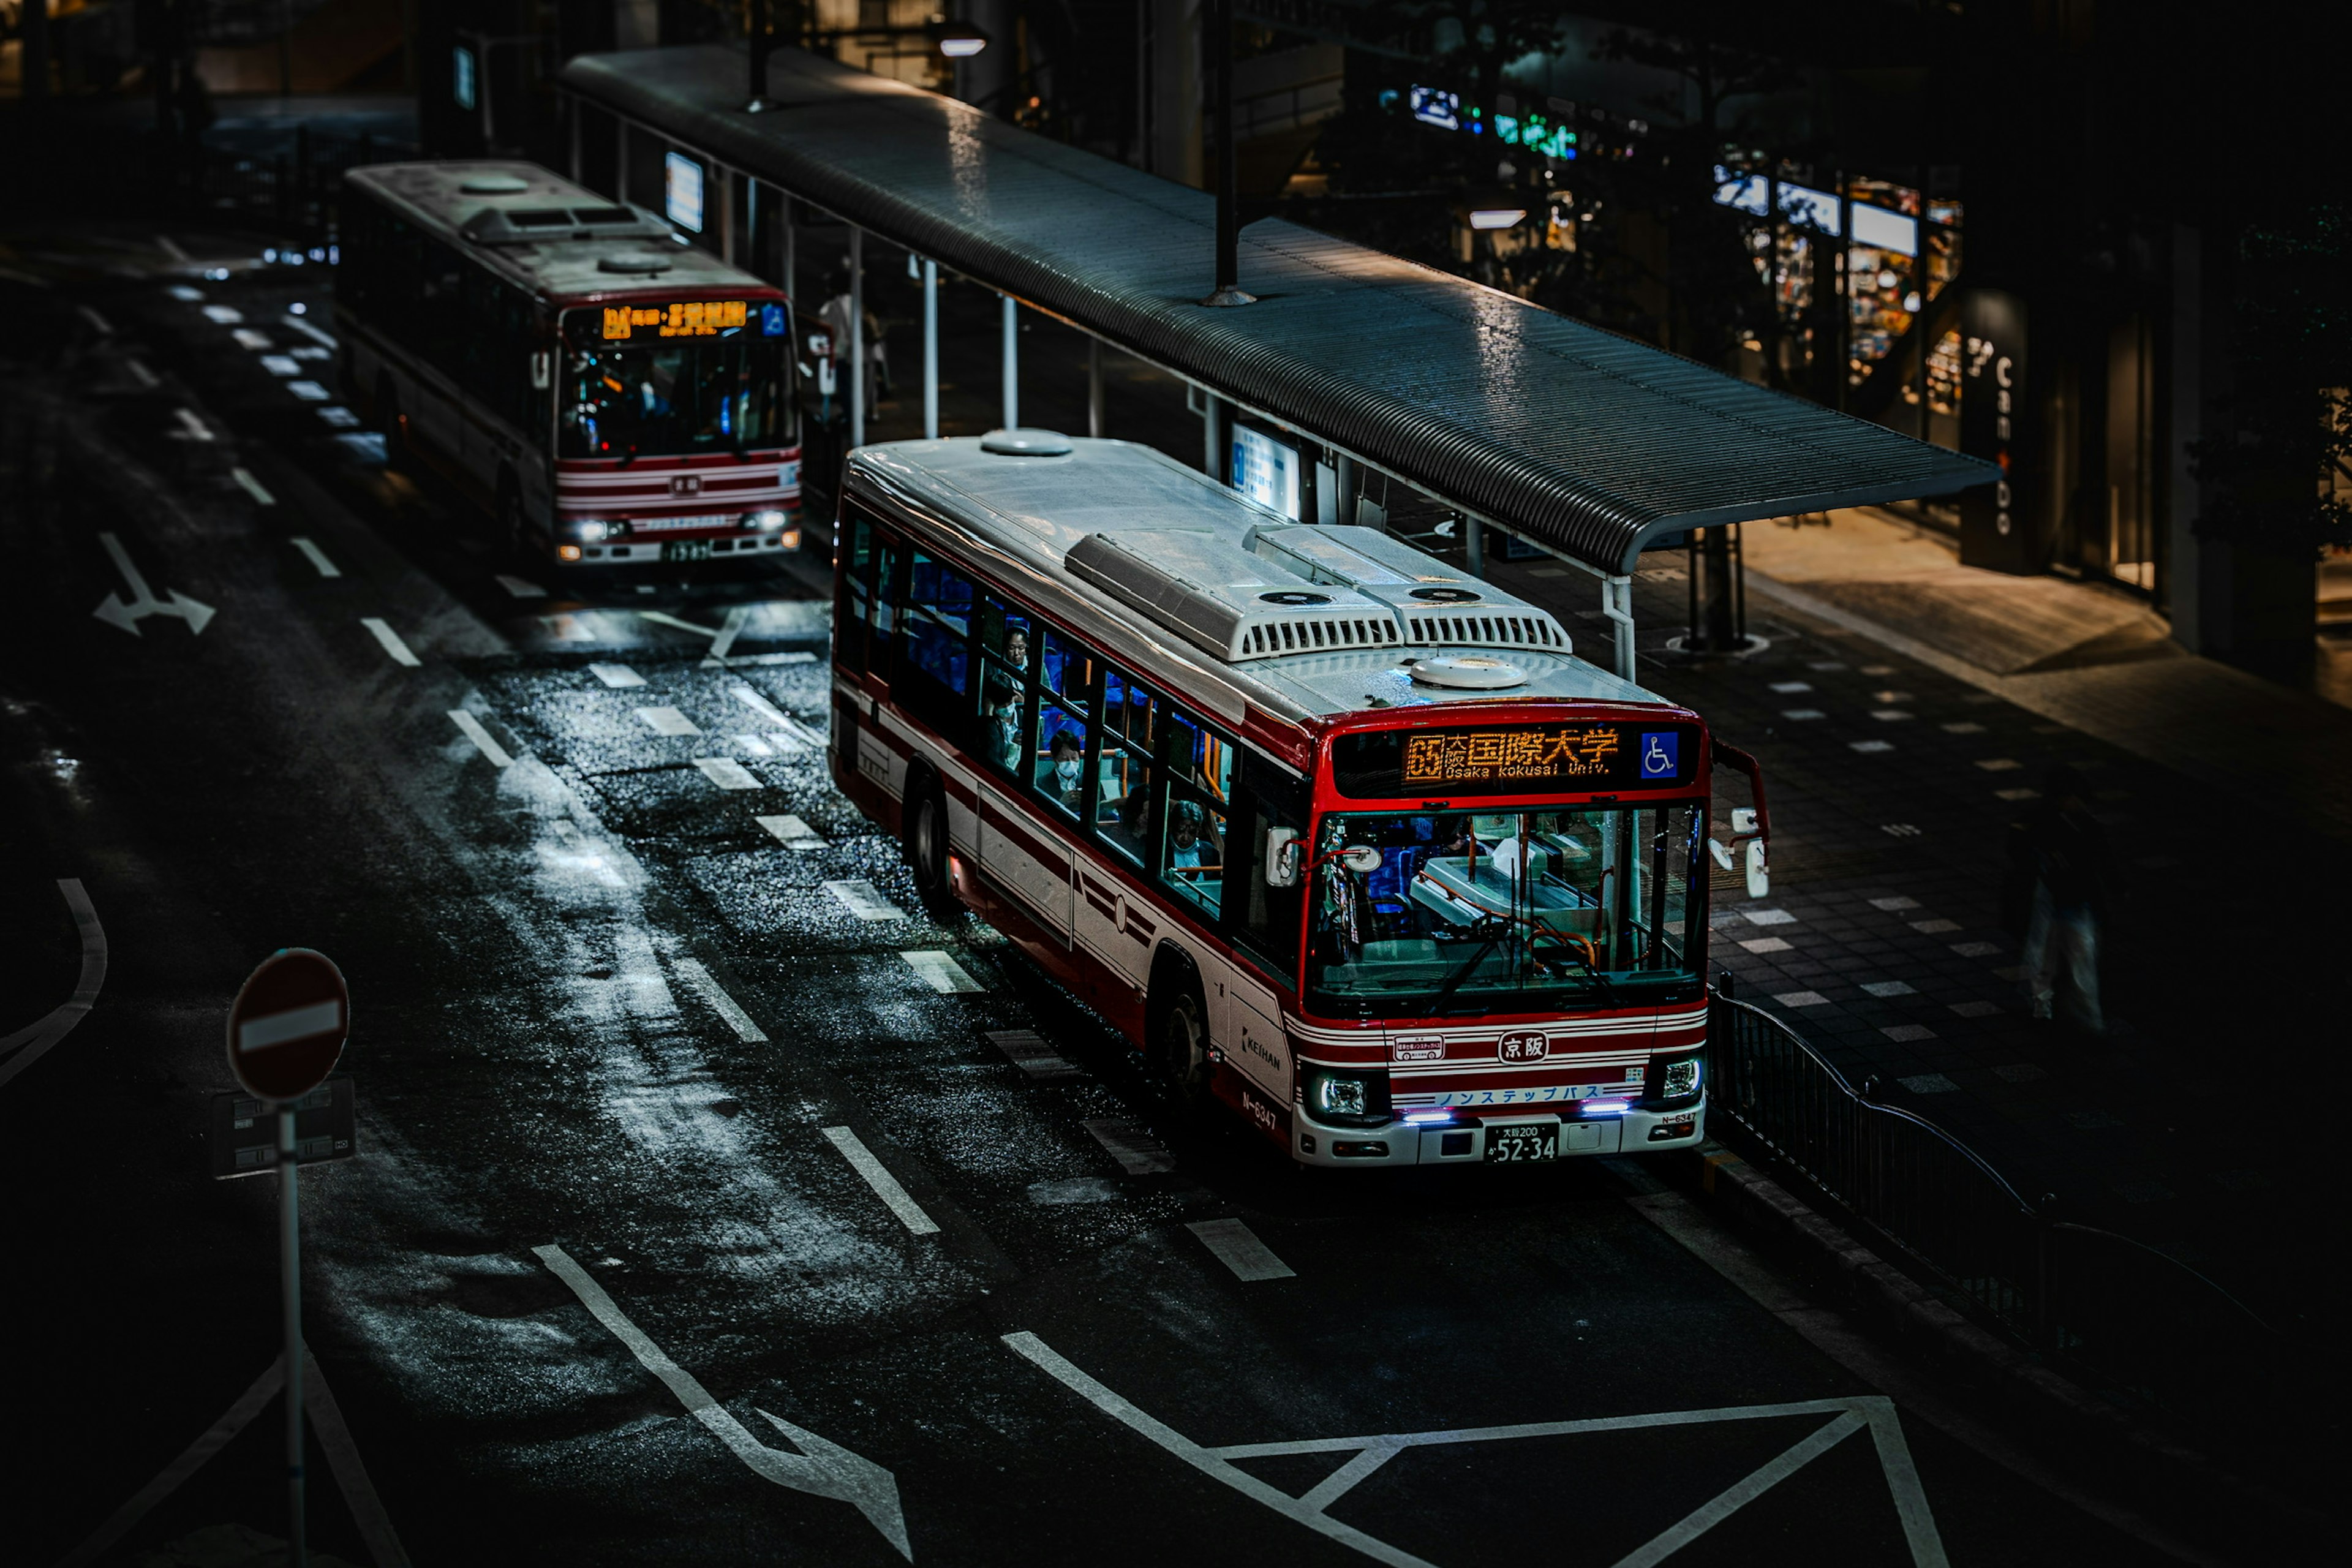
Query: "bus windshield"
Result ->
[[560, 333, 786, 459], [1307, 805, 1705, 1016]]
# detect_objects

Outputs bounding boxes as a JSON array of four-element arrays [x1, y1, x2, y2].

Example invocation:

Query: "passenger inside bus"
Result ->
[[981, 672, 1022, 771], [1042, 729, 1087, 812], [1167, 801, 1223, 899]]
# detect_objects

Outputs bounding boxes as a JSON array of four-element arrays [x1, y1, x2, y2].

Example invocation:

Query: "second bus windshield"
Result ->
[[1310, 805, 1704, 1016], [562, 334, 786, 459]]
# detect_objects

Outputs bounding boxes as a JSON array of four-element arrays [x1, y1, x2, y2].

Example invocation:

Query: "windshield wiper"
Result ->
[[1419, 933, 1502, 1017]]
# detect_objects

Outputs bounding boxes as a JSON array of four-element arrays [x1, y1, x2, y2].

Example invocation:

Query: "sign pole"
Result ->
[[279, 1102, 306, 1568]]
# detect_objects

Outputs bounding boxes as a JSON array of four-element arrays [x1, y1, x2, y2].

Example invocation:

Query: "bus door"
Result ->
[[1074, 665, 1163, 992]]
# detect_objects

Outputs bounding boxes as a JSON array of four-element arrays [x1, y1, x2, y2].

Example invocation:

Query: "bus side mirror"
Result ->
[[1265, 828, 1299, 888], [1732, 808, 1758, 835], [530, 350, 551, 390], [1745, 839, 1770, 899]]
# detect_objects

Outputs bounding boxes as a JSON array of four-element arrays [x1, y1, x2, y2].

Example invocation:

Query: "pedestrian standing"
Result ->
[[2016, 764, 2111, 1036]]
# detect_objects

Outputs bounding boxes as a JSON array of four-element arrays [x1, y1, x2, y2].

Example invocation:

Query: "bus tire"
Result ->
[[902, 771, 956, 914], [1157, 986, 1213, 1111]]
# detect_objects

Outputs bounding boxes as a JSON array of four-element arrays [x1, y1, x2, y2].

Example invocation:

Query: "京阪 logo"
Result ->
[[1639, 731, 1679, 780], [1498, 1031, 1550, 1063]]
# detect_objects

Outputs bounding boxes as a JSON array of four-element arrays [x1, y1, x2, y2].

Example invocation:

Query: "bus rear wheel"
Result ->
[[902, 774, 957, 914], [1158, 989, 1213, 1110]]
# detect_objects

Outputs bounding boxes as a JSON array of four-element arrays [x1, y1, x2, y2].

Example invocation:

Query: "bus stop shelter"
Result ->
[[557, 43, 1996, 679]]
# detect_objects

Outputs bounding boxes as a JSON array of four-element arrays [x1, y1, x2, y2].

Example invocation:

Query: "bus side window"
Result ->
[[1032, 630, 1096, 822], [1234, 755, 1307, 976], [899, 550, 972, 742], [974, 598, 1033, 778], [1161, 708, 1232, 918], [1094, 668, 1159, 865], [872, 532, 902, 683]]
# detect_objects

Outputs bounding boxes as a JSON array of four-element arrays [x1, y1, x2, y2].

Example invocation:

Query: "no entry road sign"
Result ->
[[227, 949, 349, 1102]]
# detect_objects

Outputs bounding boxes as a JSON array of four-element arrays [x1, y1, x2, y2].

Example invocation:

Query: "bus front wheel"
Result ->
[[902, 774, 957, 914], [1158, 989, 1213, 1110]]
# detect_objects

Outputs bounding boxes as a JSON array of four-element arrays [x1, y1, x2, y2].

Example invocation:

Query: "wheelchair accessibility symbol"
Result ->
[[1640, 731, 1679, 779]]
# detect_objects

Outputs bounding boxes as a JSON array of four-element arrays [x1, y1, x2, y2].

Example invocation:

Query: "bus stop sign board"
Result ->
[[227, 948, 349, 1102]]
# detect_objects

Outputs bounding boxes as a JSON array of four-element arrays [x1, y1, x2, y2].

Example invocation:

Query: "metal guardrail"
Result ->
[[1707, 990, 2286, 1424]]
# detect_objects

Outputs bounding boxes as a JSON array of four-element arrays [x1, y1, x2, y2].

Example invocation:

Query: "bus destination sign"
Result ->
[[1333, 723, 1698, 799], [600, 300, 779, 340]]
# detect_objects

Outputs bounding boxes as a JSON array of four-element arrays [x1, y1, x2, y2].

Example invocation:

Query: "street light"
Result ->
[[932, 22, 990, 59]]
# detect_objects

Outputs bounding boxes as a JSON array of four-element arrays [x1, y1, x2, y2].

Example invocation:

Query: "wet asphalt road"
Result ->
[[0, 248, 2198, 1567]]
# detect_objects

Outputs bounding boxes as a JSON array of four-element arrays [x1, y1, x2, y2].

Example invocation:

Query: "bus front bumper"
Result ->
[[1290, 1100, 1705, 1167]]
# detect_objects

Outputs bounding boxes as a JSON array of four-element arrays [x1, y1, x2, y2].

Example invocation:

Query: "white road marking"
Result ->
[[735, 733, 775, 758], [1975, 757, 2023, 771], [236, 1000, 342, 1054], [448, 710, 513, 769], [287, 379, 331, 401], [155, 234, 191, 262], [260, 354, 301, 375], [300, 1346, 414, 1567], [232, 327, 273, 350], [693, 756, 761, 790], [1850, 739, 1895, 753], [1084, 1117, 1175, 1175], [92, 532, 214, 636], [171, 407, 214, 442], [823, 1127, 942, 1235], [318, 407, 360, 428], [166, 282, 202, 300], [825, 880, 905, 921], [78, 306, 114, 334], [589, 662, 646, 688], [290, 538, 341, 578], [360, 617, 421, 666], [495, 574, 545, 598], [200, 304, 243, 324], [901, 950, 981, 993], [639, 608, 720, 638], [282, 313, 337, 349], [1186, 1218, 1295, 1281], [534, 1245, 911, 1558], [1006, 1332, 1948, 1568], [636, 705, 702, 737], [758, 814, 826, 849], [984, 1028, 1083, 1081], [673, 956, 767, 1041], [57, 1357, 286, 1568], [0, 880, 106, 1093], [540, 613, 597, 642], [125, 358, 160, 388], [728, 684, 807, 749], [233, 467, 277, 505]]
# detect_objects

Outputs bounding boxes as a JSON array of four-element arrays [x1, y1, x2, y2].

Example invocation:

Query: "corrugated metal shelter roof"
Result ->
[[559, 43, 1998, 574]]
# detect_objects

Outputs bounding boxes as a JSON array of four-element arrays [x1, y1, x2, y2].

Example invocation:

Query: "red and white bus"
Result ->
[[832, 432, 1772, 1167], [336, 160, 802, 567]]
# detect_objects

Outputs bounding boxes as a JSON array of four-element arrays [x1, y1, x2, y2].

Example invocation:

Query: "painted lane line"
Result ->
[[302, 1347, 415, 1568], [636, 705, 702, 737], [283, 313, 338, 349], [200, 303, 243, 324], [729, 684, 811, 750], [823, 1127, 943, 1235], [260, 354, 301, 375], [1186, 1218, 1295, 1281], [1084, 1116, 1176, 1175], [78, 305, 114, 334], [360, 617, 421, 667], [901, 950, 981, 993], [984, 1028, 1083, 1082], [496, 573, 545, 598], [287, 379, 331, 401], [693, 756, 761, 790], [58, 1357, 285, 1567], [233, 467, 277, 506], [533, 1244, 911, 1558], [589, 662, 646, 688], [319, 406, 360, 429], [448, 710, 513, 769], [758, 814, 827, 849], [290, 537, 341, 579], [155, 233, 191, 261], [1006, 1332, 1948, 1568], [126, 358, 160, 388], [232, 327, 273, 350], [825, 880, 905, 922], [640, 608, 721, 639], [673, 956, 767, 1042], [0, 880, 107, 1092], [171, 407, 215, 442]]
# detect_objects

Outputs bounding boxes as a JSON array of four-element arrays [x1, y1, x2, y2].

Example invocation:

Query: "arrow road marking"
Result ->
[[533, 1244, 911, 1559], [1005, 1333, 1948, 1568], [169, 407, 215, 441], [92, 533, 215, 636]]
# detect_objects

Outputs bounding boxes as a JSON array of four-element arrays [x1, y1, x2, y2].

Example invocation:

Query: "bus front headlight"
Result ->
[[742, 508, 789, 531], [1303, 1065, 1388, 1126], [1658, 1057, 1702, 1098]]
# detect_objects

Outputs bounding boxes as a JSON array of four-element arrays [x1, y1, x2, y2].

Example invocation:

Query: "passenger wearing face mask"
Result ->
[[1043, 729, 1087, 810]]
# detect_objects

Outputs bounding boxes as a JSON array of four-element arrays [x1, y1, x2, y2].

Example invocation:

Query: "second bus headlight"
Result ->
[[1659, 1057, 1703, 1098], [1303, 1065, 1389, 1126], [742, 508, 789, 530]]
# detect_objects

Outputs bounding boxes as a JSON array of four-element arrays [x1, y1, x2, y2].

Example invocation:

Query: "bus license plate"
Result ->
[[1485, 1123, 1558, 1163], [662, 540, 714, 562]]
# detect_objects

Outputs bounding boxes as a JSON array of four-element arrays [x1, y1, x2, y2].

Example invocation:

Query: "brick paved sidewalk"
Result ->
[[1488, 551, 2343, 1338]]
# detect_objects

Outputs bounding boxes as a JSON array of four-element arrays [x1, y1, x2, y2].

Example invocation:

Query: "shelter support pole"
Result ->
[[922, 259, 940, 439], [849, 227, 865, 449], [1087, 338, 1106, 439], [1463, 516, 1485, 577], [1203, 391, 1226, 480], [1604, 575, 1637, 684], [568, 100, 582, 183], [1335, 454, 1356, 524], [782, 199, 795, 309], [1001, 294, 1019, 429], [718, 170, 736, 265], [615, 119, 628, 205]]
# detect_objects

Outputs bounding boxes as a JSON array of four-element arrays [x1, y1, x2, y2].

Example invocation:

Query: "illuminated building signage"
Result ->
[[1333, 725, 1697, 799], [1393, 86, 1578, 160], [664, 151, 705, 233], [1959, 289, 2034, 571]]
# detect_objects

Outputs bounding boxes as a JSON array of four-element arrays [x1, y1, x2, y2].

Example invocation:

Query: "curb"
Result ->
[[1681, 1140, 2326, 1548]]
